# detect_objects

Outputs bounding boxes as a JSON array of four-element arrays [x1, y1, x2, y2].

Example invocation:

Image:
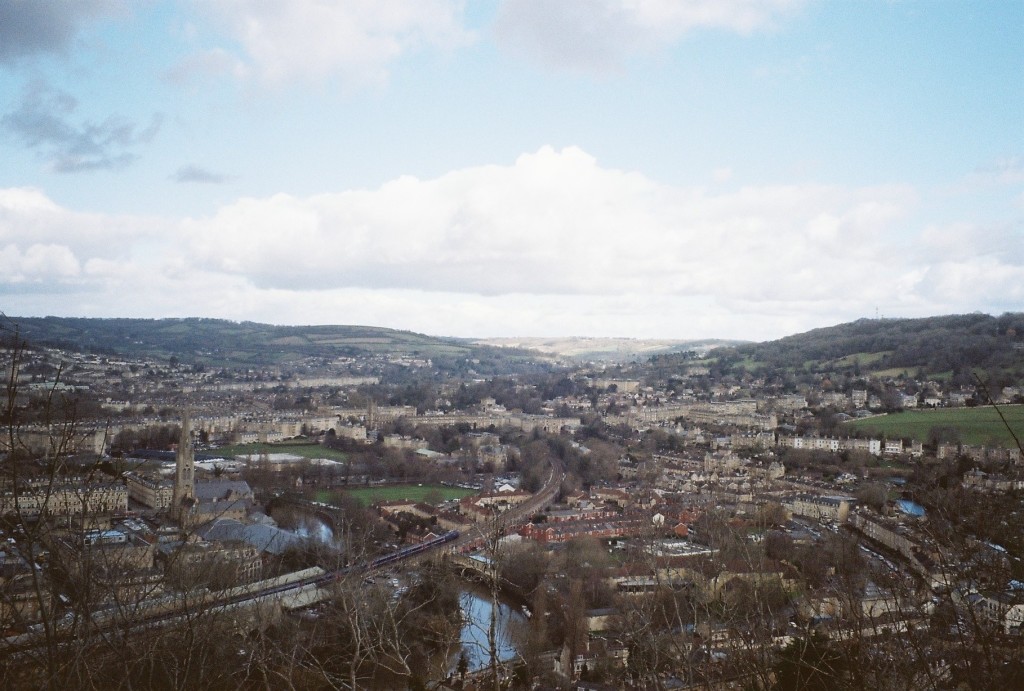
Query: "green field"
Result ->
[[832, 351, 892, 369], [846, 405, 1024, 447], [209, 442, 348, 462], [871, 367, 915, 378], [317, 484, 478, 507]]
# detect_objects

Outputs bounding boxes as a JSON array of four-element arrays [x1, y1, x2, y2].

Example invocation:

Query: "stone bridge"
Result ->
[[446, 553, 529, 607], [266, 495, 346, 534]]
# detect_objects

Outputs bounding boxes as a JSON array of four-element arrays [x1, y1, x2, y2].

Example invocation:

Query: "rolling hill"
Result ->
[[0, 316, 550, 374], [624, 313, 1024, 387], [474, 336, 743, 362], [721, 313, 1024, 382]]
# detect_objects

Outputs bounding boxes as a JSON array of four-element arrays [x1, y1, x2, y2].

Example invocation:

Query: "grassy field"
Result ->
[[871, 367, 915, 378], [736, 357, 764, 370], [209, 442, 348, 462], [846, 405, 1024, 447], [317, 484, 478, 507], [832, 351, 892, 368]]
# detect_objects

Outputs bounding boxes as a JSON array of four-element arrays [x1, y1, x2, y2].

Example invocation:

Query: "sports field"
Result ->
[[317, 484, 478, 507], [209, 442, 348, 462], [845, 405, 1024, 447]]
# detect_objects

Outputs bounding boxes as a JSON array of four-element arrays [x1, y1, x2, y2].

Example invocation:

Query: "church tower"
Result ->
[[172, 411, 195, 514], [367, 399, 377, 430]]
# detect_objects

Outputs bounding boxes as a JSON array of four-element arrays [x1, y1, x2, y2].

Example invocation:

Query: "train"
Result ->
[[366, 530, 460, 570]]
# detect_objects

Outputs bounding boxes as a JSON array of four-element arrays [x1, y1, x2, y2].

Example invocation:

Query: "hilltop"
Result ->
[[629, 313, 1024, 387], [726, 313, 1024, 378], [474, 336, 742, 362], [6, 313, 1023, 384], [0, 316, 549, 375]]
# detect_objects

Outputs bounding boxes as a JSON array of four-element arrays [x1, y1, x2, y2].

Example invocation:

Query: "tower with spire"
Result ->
[[172, 410, 195, 519]]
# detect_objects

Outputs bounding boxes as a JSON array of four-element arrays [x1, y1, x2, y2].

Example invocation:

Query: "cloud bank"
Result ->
[[1, 148, 1021, 339]]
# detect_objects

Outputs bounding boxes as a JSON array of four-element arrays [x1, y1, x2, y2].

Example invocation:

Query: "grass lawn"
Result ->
[[845, 405, 1024, 447], [317, 484, 478, 507], [209, 441, 348, 462]]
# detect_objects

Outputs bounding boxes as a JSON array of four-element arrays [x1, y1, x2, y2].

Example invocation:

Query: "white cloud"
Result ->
[[0, 186, 60, 215], [183, 146, 920, 306], [942, 155, 1024, 199], [494, 0, 804, 71], [917, 259, 1024, 310], [163, 47, 249, 85], [0, 186, 163, 256], [973, 156, 1024, 185], [193, 0, 473, 86], [919, 221, 1016, 262], [0, 243, 80, 282]]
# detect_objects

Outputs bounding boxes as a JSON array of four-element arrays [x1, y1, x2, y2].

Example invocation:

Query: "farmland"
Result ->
[[845, 405, 1024, 447]]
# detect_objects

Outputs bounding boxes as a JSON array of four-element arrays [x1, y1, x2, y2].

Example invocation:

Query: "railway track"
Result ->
[[3, 456, 567, 655]]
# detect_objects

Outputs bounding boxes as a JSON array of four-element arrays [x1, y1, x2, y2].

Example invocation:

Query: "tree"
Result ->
[[423, 488, 444, 506], [755, 501, 788, 528], [764, 530, 795, 561], [856, 482, 889, 513], [773, 634, 847, 691]]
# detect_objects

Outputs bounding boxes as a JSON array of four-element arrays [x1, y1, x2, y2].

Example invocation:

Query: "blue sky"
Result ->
[[0, 0, 1021, 340]]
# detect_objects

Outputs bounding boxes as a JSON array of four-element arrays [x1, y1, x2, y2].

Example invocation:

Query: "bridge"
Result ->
[[449, 553, 496, 580], [266, 495, 347, 534]]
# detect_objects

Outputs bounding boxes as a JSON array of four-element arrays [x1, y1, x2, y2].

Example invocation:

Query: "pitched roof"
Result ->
[[197, 518, 305, 556]]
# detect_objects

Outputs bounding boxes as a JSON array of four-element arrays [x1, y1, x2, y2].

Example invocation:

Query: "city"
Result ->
[[1, 313, 1022, 688]]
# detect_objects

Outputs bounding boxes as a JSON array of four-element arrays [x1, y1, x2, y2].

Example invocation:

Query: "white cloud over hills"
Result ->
[[183, 146, 915, 300], [2, 147, 1020, 339]]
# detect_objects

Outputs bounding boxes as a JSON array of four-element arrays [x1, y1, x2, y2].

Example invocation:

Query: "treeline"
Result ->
[[738, 313, 1024, 373], [644, 313, 1024, 384]]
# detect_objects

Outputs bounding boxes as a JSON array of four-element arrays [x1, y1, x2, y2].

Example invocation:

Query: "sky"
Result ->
[[0, 0, 1021, 342]]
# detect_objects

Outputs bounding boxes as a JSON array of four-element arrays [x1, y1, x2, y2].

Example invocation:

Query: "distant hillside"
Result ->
[[0, 316, 550, 375], [475, 337, 743, 362], [723, 313, 1024, 382]]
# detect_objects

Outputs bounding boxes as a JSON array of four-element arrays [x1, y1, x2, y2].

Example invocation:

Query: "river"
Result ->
[[455, 584, 527, 672], [268, 505, 344, 548], [271, 505, 525, 676]]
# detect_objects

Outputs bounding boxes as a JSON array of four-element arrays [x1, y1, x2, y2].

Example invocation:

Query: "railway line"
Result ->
[[3, 456, 566, 655]]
